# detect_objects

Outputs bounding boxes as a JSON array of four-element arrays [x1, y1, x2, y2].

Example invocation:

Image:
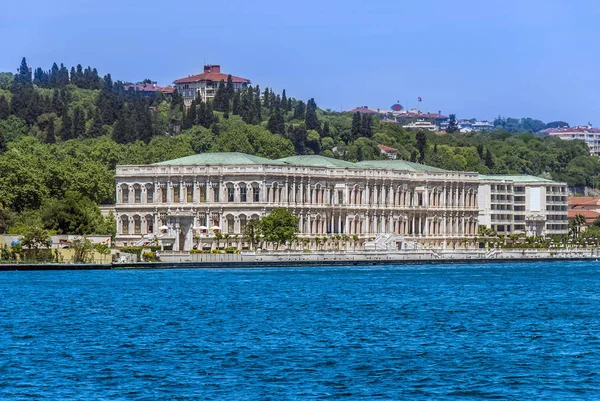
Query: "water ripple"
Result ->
[[1, 262, 600, 399]]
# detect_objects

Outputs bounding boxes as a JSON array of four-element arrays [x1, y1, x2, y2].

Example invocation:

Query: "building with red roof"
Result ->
[[124, 82, 175, 95], [568, 197, 600, 225], [348, 106, 378, 114], [377, 144, 398, 159], [548, 125, 600, 156], [173, 65, 250, 106]]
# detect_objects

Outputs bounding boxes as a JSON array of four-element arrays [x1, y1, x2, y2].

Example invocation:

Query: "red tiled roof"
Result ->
[[568, 209, 600, 223], [548, 126, 600, 134], [173, 72, 250, 85], [568, 197, 600, 206], [348, 106, 378, 114], [378, 144, 397, 152]]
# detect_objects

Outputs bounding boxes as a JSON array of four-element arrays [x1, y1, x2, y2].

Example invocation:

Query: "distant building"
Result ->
[[478, 175, 568, 237], [173, 65, 250, 106], [568, 197, 600, 225], [377, 145, 398, 159], [348, 106, 378, 114], [440, 119, 494, 132], [547, 125, 600, 156], [123, 82, 175, 95], [403, 119, 439, 131]]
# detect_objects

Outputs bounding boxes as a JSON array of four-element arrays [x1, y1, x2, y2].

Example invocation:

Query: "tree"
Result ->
[[45, 116, 56, 144], [267, 104, 285, 136], [293, 100, 306, 120], [546, 121, 569, 129], [446, 114, 458, 133], [213, 80, 227, 112], [305, 98, 320, 131], [281, 89, 288, 111], [415, 131, 427, 163], [260, 208, 299, 250], [20, 225, 51, 259], [243, 219, 262, 250], [60, 111, 73, 141], [0, 95, 9, 120], [484, 148, 494, 168], [351, 112, 361, 141], [71, 237, 95, 263], [72, 106, 86, 138], [87, 110, 103, 138], [42, 191, 107, 235]]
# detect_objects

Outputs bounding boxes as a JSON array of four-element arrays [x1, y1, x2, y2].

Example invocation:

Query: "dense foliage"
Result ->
[[0, 57, 596, 237]]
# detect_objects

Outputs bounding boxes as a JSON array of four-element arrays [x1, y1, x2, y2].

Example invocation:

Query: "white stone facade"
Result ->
[[115, 160, 481, 251], [478, 176, 568, 237]]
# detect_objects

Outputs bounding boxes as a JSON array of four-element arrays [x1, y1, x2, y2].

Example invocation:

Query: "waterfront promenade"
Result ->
[[0, 248, 597, 270]]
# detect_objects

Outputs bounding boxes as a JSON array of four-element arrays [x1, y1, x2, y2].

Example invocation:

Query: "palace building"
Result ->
[[114, 153, 484, 251]]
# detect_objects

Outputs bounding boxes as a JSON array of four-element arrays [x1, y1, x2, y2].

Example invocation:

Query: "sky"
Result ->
[[1, 0, 599, 125]]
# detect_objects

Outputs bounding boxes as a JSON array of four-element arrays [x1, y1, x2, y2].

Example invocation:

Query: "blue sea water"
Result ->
[[1, 262, 600, 400]]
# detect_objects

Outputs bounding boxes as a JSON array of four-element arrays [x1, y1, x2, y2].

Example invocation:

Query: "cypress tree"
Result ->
[[59, 64, 69, 86], [135, 102, 154, 143], [72, 106, 86, 138], [226, 74, 234, 97], [184, 99, 197, 129], [213, 80, 227, 112], [203, 101, 216, 128], [75, 64, 84, 87], [51, 89, 64, 115], [0, 128, 6, 154], [351, 112, 361, 141], [416, 131, 427, 163], [113, 105, 135, 144], [70, 67, 77, 85], [45, 116, 56, 144], [360, 114, 372, 138], [322, 121, 330, 137], [281, 89, 287, 111], [485, 148, 494, 168], [410, 150, 417, 162], [50, 62, 59, 88], [196, 99, 206, 127], [60, 111, 73, 141], [15, 57, 32, 87], [305, 98, 320, 131], [254, 86, 261, 123], [87, 110, 103, 138], [293, 101, 306, 120], [241, 87, 254, 124], [0, 95, 9, 120], [232, 90, 241, 115], [267, 104, 285, 136], [263, 87, 270, 109]]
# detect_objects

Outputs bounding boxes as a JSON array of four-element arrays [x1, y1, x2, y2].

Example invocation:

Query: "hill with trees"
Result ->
[[0, 57, 596, 236]]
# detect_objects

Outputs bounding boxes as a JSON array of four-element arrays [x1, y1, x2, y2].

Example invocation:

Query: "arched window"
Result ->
[[240, 183, 247, 202], [121, 184, 129, 203], [146, 214, 154, 233], [146, 184, 154, 203], [134, 185, 141, 203], [121, 215, 129, 234]]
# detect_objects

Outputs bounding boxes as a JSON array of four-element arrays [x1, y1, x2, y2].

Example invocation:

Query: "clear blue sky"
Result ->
[[1, 0, 598, 124]]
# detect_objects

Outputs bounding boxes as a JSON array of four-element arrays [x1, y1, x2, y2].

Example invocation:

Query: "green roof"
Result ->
[[277, 155, 358, 168], [356, 159, 448, 172], [478, 174, 554, 183], [155, 152, 284, 165]]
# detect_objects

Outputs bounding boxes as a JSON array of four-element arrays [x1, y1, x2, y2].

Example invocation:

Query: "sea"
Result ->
[[1, 261, 599, 400]]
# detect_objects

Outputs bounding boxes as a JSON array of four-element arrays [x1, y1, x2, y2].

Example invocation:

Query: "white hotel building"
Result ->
[[477, 175, 568, 237], [114, 153, 568, 251]]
